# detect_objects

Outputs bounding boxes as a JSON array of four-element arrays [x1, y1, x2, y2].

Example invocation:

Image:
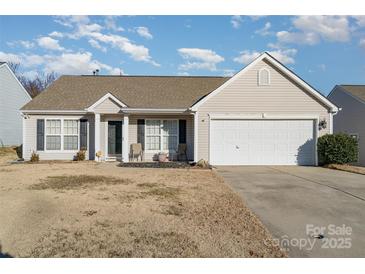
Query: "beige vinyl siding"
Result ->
[[94, 98, 121, 114], [329, 87, 365, 166], [128, 114, 194, 161], [23, 114, 94, 160], [96, 114, 194, 161], [196, 59, 331, 161]]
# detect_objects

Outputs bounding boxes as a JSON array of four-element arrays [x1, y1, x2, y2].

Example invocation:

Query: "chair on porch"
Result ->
[[176, 143, 188, 162], [130, 143, 143, 162]]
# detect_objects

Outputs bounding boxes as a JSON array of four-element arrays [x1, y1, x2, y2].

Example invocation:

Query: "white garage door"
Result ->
[[210, 119, 315, 165]]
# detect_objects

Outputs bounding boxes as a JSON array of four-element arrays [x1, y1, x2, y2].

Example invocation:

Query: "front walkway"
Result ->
[[217, 166, 365, 257]]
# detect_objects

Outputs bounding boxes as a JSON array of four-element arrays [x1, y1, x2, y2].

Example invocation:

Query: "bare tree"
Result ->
[[7, 62, 20, 74], [7, 62, 57, 98], [18, 72, 57, 98]]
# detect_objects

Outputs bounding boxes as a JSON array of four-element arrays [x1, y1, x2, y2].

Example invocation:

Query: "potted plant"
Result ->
[[95, 150, 103, 162], [158, 152, 168, 162]]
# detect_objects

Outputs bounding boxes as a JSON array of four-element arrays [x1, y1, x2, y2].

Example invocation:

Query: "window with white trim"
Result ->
[[63, 120, 78, 150], [146, 120, 161, 150], [46, 120, 61, 150], [258, 68, 270, 86], [162, 120, 178, 150], [45, 119, 79, 151], [145, 120, 178, 151]]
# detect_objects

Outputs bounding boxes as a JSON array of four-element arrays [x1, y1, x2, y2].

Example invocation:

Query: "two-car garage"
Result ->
[[209, 119, 316, 166]]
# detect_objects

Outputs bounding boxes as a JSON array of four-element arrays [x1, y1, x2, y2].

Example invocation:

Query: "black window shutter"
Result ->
[[137, 119, 145, 149], [80, 119, 88, 150], [179, 120, 187, 144], [36, 119, 45, 151]]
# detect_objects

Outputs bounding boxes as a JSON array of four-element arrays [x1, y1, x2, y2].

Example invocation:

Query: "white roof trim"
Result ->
[[191, 52, 338, 112], [85, 92, 127, 111], [122, 108, 189, 114], [0, 63, 32, 100]]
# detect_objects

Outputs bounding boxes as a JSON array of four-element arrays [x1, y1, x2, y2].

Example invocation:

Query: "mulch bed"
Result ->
[[119, 161, 201, 169], [325, 164, 365, 175]]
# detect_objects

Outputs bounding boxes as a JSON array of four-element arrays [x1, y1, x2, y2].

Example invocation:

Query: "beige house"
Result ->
[[328, 85, 365, 166], [21, 52, 338, 165]]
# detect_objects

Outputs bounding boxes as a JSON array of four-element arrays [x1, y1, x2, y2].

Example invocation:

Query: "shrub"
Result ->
[[317, 133, 358, 165], [30, 151, 39, 162], [15, 144, 23, 159], [75, 150, 86, 161]]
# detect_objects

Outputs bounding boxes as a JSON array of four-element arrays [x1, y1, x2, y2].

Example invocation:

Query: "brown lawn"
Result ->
[[0, 149, 285, 258]]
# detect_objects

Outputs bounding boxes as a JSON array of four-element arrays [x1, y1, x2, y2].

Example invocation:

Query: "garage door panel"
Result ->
[[210, 119, 315, 166]]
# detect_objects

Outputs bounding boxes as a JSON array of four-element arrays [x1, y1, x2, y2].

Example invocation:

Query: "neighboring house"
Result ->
[[0, 62, 32, 146], [20, 52, 338, 165], [328, 85, 365, 166]]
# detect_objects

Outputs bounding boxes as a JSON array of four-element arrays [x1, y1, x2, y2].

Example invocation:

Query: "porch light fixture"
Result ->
[[318, 119, 327, 130]]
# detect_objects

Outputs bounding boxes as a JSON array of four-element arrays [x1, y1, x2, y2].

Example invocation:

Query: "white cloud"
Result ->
[[353, 16, 365, 27], [231, 16, 243, 29], [37, 36, 65, 51], [233, 50, 261, 64], [178, 48, 224, 71], [104, 16, 124, 32], [178, 48, 224, 63], [88, 39, 107, 52], [277, 16, 350, 45], [177, 72, 190, 76], [249, 16, 266, 21], [109, 67, 124, 75], [6, 40, 35, 49], [255, 22, 272, 36], [54, 17, 159, 66], [233, 48, 297, 65], [222, 69, 235, 77], [43, 52, 120, 75], [54, 15, 90, 28], [276, 31, 319, 45], [135, 27, 153, 39], [318, 64, 326, 72], [360, 38, 365, 49], [0, 51, 22, 63], [78, 23, 103, 34], [0, 51, 122, 76], [269, 48, 297, 64], [90, 33, 159, 66], [49, 31, 64, 38], [23, 54, 46, 67]]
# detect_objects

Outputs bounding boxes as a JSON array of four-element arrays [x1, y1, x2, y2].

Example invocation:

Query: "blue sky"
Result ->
[[0, 15, 364, 95]]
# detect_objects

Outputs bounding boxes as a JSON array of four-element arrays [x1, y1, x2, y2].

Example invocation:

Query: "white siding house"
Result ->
[[0, 63, 31, 146]]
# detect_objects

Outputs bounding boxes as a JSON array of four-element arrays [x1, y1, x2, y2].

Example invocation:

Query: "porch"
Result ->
[[94, 113, 196, 163]]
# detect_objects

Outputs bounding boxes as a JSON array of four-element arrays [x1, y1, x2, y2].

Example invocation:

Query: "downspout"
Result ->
[[330, 108, 341, 134]]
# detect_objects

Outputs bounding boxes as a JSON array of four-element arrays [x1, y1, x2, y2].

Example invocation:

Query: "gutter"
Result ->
[[121, 108, 191, 114], [21, 110, 88, 114]]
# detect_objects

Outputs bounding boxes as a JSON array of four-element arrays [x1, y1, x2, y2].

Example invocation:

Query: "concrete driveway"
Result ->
[[217, 166, 365, 257]]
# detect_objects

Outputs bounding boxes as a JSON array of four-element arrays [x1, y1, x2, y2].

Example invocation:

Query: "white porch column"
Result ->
[[122, 115, 129, 162], [193, 112, 198, 162], [94, 113, 101, 161]]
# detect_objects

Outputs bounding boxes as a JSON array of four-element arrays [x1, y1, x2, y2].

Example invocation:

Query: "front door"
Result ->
[[108, 121, 123, 156]]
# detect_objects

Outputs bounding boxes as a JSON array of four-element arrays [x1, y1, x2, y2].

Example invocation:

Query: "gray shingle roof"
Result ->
[[21, 75, 230, 110], [340, 85, 365, 103]]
